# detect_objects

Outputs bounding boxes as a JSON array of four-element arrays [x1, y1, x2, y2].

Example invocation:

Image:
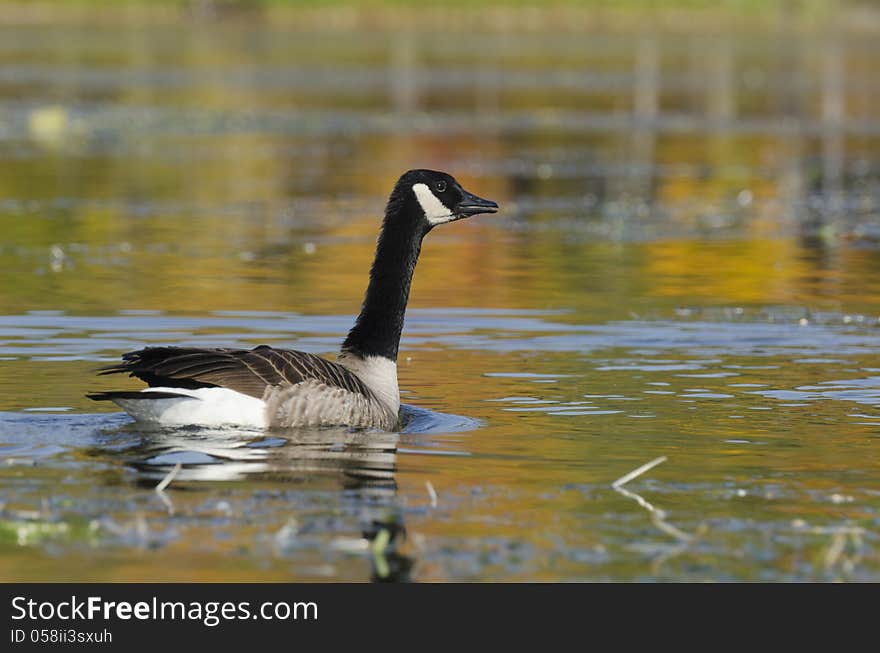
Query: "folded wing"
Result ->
[[97, 345, 373, 399]]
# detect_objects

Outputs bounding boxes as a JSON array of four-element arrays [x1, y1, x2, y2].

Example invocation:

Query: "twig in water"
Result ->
[[155, 463, 182, 515], [156, 490, 174, 516], [612, 456, 668, 489], [818, 526, 865, 575], [156, 463, 182, 493], [612, 456, 695, 545], [425, 480, 438, 508]]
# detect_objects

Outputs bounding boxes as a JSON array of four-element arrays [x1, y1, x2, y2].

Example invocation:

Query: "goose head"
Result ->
[[388, 169, 498, 233]]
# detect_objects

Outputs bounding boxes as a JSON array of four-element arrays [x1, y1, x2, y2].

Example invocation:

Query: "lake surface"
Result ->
[[1, 7, 880, 581]]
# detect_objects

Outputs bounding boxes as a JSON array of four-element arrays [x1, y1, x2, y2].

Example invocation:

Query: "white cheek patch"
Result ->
[[412, 183, 454, 225]]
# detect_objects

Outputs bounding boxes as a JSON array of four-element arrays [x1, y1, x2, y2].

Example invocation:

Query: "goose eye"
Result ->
[[435, 180, 447, 193]]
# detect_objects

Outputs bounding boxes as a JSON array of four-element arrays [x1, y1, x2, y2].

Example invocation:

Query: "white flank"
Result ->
[[336, 352, 400, 415], [412, 183, 454, 226], [111, 387, 267, 428]]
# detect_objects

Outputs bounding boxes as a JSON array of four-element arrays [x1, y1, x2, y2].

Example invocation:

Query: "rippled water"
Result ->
[[2, 7, 880, 581]]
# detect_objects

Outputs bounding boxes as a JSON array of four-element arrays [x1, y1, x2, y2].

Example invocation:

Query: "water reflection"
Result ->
[[127, 427, 398, 485], [99, 411, 433, 582]]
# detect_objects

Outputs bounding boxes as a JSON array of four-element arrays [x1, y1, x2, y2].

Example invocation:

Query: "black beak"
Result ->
[[455, 188, 499, 218]]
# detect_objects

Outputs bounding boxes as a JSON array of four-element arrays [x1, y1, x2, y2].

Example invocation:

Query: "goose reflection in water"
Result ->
[[119, 421, 412, 582]]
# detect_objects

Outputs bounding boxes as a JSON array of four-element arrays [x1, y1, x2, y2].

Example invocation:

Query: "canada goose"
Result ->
[[88, 169, 499, 430]]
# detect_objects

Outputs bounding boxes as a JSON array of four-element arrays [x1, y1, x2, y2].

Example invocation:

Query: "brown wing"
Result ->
[[97, 345, 373, 399]]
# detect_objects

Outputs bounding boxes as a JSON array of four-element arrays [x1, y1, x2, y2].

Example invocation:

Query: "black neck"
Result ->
[[342, 190, 426, 361]]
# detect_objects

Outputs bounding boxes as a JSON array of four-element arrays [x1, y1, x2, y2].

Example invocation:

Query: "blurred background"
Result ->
[[3, 0, 879, 318], [2, 1, 880, 582]]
